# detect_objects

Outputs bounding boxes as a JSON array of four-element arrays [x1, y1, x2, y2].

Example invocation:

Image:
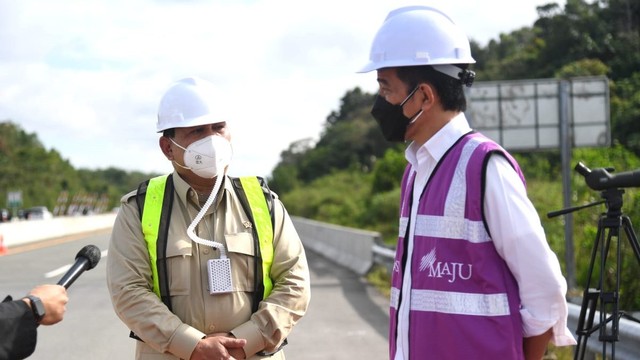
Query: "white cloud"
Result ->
[[0, 0, 565, 178]]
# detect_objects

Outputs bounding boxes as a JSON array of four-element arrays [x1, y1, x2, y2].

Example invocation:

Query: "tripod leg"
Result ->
[[596, 218, 621, 358], [573, 219, 607, 360], [571, 188, 639, 359], [622, 216, 640, 264], [574, 289, 599, 360]]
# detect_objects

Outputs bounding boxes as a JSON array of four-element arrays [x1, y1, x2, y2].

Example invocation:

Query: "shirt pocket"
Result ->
[[164, 239, 192, 296], [225, 232, 256, 292]]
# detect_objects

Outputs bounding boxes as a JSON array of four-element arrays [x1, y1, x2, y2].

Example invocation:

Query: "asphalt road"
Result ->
[[0, 230, 389, 359]]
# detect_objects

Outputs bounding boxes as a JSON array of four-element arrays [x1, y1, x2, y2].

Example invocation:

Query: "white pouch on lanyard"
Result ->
[[207, 258, 233, 294]]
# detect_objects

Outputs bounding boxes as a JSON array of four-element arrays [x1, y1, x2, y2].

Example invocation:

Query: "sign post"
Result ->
[[7, 191, 22, 218]]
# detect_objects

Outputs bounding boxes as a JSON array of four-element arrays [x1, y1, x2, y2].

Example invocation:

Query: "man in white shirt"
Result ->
[[358, 6, 576, 360]]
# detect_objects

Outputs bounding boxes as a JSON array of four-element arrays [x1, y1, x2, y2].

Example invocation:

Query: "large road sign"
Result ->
[[465, 76, 609, 150]]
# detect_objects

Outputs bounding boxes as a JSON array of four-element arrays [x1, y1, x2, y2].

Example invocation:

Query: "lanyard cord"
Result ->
[[186, 173, 227, 258]]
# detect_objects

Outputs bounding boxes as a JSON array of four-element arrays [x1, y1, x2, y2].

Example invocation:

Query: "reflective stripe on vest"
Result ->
[[239, 176, 274, 298], [141, 175, 168, 298], [141, 175, 273, 300]]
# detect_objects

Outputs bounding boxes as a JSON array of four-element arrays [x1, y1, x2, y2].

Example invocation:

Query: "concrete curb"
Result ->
[[0, 213, 117, 249]]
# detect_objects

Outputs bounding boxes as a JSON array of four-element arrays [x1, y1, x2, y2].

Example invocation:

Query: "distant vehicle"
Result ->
[[26, 206, 53, 220], [0, 209, 10, 222]]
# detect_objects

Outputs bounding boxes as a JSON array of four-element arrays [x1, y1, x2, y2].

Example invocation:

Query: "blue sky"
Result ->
[[0, 0, 565, 178]]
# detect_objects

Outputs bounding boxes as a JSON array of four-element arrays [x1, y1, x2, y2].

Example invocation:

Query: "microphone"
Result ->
[[57, 245, 102, 289]]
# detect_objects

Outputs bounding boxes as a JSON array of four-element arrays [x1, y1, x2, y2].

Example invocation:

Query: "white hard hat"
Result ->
[[358, 5, 475, 73], [156, 77, 224, 132]]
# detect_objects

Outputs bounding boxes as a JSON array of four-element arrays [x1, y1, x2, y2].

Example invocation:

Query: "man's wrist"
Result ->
[[23, 295, 46, 324]]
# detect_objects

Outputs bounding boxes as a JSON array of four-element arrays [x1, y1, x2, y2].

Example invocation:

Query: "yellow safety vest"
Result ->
[[139, 175, 274, 307]]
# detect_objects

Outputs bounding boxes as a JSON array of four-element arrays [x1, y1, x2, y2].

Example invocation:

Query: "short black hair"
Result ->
[[396, 65, 469, 112], [163, 128, 175, 138]]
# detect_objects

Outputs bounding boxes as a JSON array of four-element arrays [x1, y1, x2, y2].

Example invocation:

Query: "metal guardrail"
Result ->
[[566, 303, 640, 360], [293, 218, 640, 359]]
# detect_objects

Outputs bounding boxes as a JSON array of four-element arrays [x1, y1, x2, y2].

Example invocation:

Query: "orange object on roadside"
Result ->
[[0, 233, 7, 255]]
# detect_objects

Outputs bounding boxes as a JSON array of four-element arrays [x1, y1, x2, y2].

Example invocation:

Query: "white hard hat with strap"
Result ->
[[359, 6, 475, 75], [157, 77, 223, 132]]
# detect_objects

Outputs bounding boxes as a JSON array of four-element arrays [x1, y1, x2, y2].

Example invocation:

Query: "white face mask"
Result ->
[[170, 135, 232, 178]]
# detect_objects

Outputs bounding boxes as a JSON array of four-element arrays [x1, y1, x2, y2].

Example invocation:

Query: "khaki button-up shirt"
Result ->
[[107, 173, 310, 359]]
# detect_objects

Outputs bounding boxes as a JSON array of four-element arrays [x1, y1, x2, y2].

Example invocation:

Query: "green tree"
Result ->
[[0, 121, 158, 215], [554, 58, 610, 78], [269, 88, 383, 187], [610, 72, 640, 155], [370, 147, 406, 193]]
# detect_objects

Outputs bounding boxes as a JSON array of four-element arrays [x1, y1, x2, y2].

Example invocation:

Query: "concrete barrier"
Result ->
[[292, 216, 381, 275], [0, 213, 117, 248]]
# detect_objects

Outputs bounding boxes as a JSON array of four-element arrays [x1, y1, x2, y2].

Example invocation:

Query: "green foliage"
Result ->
[[366, 264, 391, 298], [325, 87, 376, 126], [361, 187, 401, 243], [473, 0, 639, 83], [269, 88, 392, 185], [269, 163, 300, 195], [555, 58, 610, 78], [370, 147, 406, 193], [473, 27, 543, 80], [268, 138, 314, 194], [0, 121, 158, 215], [279, 170, 371, 227], [610, 72, 640, 155], [511, 151, 562, 182], [0, 121, 76, 213]]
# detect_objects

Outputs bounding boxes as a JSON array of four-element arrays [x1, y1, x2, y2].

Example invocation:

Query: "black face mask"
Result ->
[[370, 87, 421, 142]]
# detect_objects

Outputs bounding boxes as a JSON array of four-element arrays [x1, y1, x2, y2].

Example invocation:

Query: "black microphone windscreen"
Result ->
[[76, 245, 101, 270]]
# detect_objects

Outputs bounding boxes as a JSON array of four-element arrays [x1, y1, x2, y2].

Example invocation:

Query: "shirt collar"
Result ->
[[405, 112, 472, 167], [171, 172, 230, 212]]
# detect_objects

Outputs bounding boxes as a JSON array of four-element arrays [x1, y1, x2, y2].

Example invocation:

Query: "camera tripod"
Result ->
[[550, 185, 640, 359]]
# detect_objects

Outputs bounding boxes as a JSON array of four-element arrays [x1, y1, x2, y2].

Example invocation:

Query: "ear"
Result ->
[[159, 136, 173, 160], [418, 83, 437, 111]]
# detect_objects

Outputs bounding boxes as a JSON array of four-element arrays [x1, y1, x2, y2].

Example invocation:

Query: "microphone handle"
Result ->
[[57, 259, 90, 289]]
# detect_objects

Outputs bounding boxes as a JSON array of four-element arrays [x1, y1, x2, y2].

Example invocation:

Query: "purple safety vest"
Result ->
[[390, 132, 526, 359]]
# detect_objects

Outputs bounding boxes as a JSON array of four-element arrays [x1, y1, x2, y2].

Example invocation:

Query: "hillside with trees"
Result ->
[[0, 121, 157, 217]]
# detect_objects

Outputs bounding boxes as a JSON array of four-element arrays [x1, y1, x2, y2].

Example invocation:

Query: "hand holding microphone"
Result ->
[[26, 284, 68, 325], [57, 244, 102, 289], [17, 245, 99, 328]]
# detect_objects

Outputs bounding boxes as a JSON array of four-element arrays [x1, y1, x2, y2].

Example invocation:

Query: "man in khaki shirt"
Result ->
[[106, 77, 310, 360]]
